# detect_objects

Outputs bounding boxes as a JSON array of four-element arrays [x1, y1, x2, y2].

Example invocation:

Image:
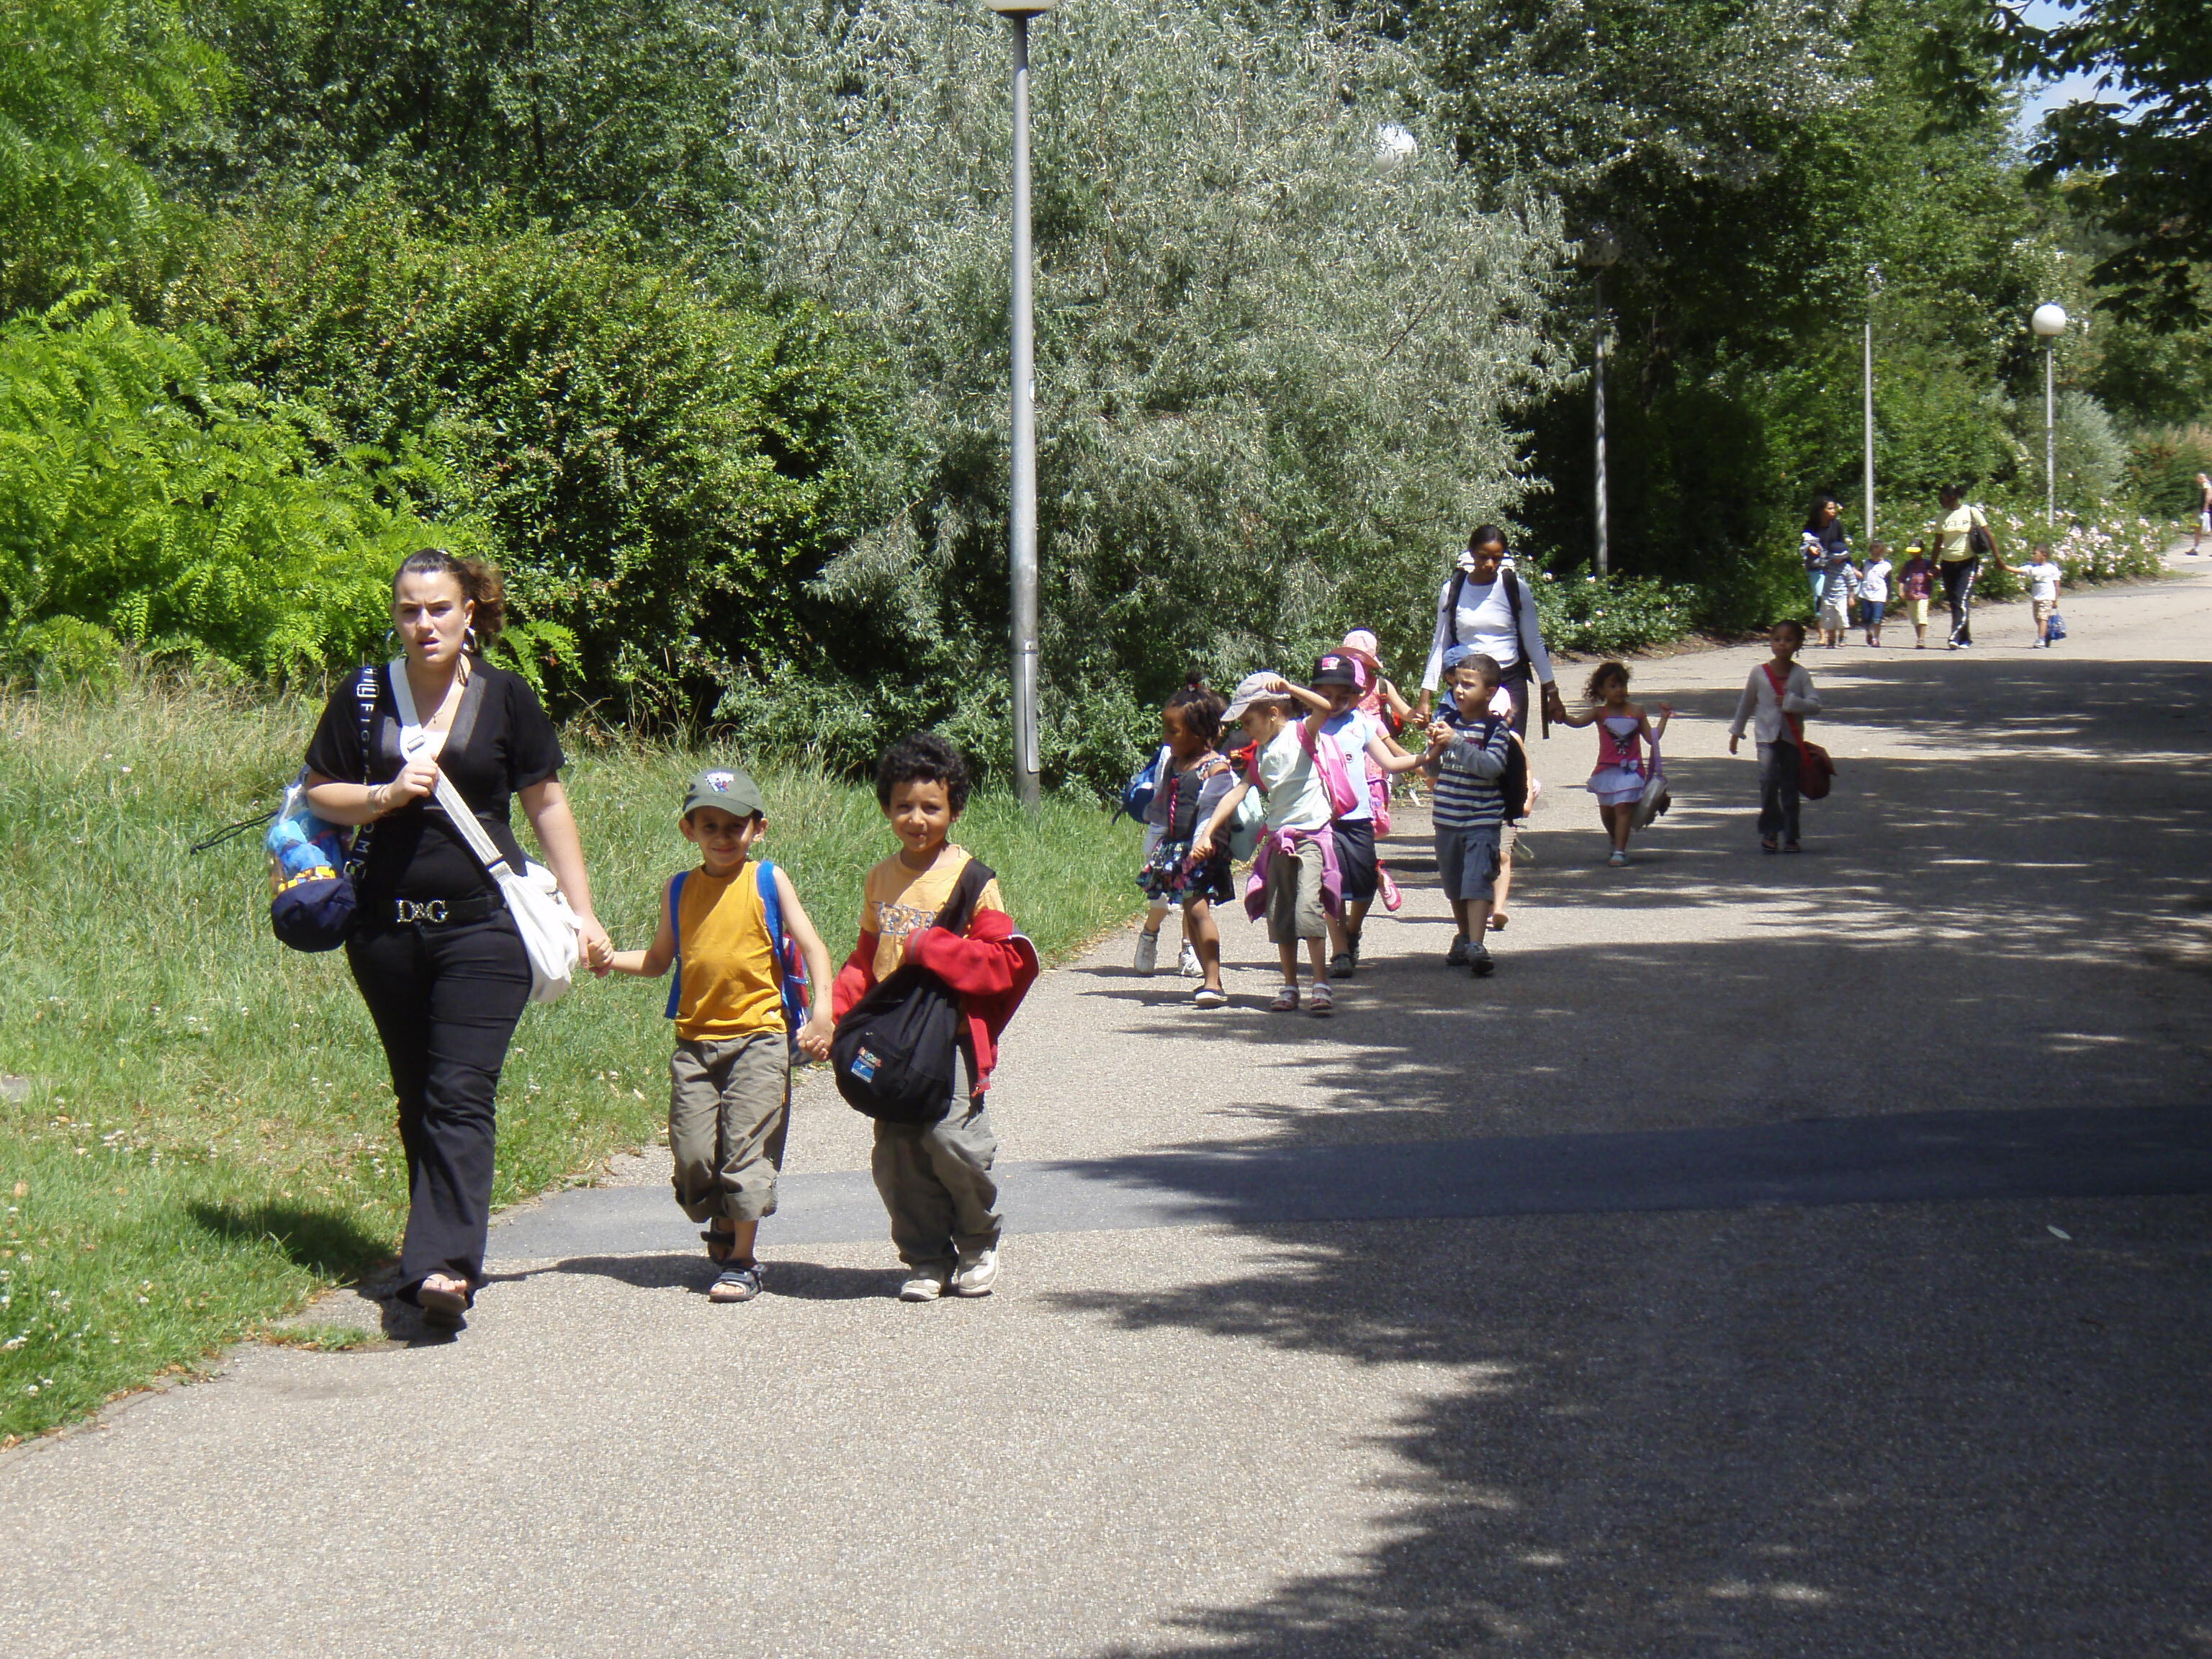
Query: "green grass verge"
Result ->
[[0, 675, 1143, 1441]]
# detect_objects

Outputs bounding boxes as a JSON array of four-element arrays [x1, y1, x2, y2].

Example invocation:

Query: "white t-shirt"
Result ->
[[1858, 558, 1892, 603], [1319, 709, 1377, 822], [2026, 560, 2062, 602], [1255, 721, 1331, 833]]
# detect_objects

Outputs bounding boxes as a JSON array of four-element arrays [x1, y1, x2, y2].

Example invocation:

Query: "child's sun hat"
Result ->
[[1223, 673, 1292, 724], [681, 768, 766, 819]]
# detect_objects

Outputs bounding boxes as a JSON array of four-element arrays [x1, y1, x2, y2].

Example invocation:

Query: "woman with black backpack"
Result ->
[[302, 549, 613, 1328], [1413, 526, 1563, 930]]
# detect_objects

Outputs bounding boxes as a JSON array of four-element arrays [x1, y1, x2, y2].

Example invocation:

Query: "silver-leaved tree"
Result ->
[[715, 0, 1570, 787]]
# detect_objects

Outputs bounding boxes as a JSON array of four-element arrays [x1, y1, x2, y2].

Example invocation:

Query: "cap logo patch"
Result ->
[[706, 773, 733, 792]]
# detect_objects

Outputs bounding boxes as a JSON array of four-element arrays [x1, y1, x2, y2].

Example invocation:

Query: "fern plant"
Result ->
[[0, 295, 487, 684]]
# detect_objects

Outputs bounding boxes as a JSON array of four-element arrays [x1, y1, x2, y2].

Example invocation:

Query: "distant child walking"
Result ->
[[831, 734, 1038, 1303], [1555, 662, 1672, 866], [1194, 673, 1347, 1015], [2023, 545, 2064, 645], [1310, 649, 1424, 978], [1816, 549, 1856, 648], [1727, 622, 1823, 853], [1858, 542, 1893, 647], [1136, 677, 1238, 1009], [1421, 651, 1515, 975], [1899, 544, 1935, 648], [608, 769, 837, 1303]]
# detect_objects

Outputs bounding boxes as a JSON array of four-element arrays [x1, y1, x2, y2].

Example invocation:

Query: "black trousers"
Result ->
[[1941, 558, 1979, 644], [1758, 739, 1802, 845], [347, 913, 532, 1300]]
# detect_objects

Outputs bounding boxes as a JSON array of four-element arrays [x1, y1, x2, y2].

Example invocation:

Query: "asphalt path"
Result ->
[[5, 560, 2210, 1656]]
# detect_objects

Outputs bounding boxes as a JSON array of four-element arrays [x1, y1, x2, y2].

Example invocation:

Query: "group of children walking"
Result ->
[[601, 526, 2094, 1307], [1809, 530, 2068, 651]]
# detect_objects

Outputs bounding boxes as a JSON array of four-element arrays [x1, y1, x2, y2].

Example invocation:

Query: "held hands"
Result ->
[[575, 914, 614, 975], [795, 1010, 834, 1061], [1541, 684, 1568, 724]]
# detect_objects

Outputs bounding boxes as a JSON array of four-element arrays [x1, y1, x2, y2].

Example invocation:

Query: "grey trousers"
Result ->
[[669, 1031, 790, 1226], [871, 1097, 1001, 1272]]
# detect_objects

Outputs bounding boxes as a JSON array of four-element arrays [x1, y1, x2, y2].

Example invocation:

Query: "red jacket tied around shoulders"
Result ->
[[831, 883, 1040, 1096]]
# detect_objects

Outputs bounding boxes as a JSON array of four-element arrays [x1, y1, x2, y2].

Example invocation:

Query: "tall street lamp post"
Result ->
[[986, 0, 1053, 809], [1863, 266, 1880, 544], [1582, 226, 1620, 578], [2031, 302, 2067, 527]]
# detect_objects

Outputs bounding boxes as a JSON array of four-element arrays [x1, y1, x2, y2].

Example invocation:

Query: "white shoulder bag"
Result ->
[[387, 660, 580, 1003]]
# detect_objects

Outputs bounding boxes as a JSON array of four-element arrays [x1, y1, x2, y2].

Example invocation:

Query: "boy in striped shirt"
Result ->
[[1421, 649, 1514, 976]]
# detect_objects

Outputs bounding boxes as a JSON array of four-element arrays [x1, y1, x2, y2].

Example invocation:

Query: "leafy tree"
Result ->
[[2000, 0, 2212, 328], [168, 0, 758, 250], [0, 297, 478, 682], [714, 0, 1568, 784], [0, 0, 230, 314]]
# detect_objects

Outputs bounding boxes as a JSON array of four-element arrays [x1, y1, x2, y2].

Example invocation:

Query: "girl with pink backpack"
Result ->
[[1192, 672, 1362, 1015]]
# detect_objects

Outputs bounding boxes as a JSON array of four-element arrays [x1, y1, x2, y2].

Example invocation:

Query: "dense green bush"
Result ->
[[163, 204, 881, 720], [2128, 426, 2212, 518], [0, 297, 480, 683], [1527, 565, 1704, 658]]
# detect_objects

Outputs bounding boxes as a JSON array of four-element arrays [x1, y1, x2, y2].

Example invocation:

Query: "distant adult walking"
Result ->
[[304, 550, 613, 1328], [1803, 493, 1850, 607], [1932, 484, 2003, 649], [1415, 526, 1564, 931], [2193, 473, 2210, 555]]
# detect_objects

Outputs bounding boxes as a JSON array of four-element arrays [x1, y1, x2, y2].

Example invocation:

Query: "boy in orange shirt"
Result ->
[[832, 734, 1038, 1302], [609, 768, 835, 1303]]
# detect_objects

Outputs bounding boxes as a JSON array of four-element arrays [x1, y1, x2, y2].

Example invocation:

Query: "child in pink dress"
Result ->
[[1555, 661, 1671, 867]]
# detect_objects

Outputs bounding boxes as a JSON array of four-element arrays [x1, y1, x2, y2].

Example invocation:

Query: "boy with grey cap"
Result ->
[[608, 768, 836, 1301]]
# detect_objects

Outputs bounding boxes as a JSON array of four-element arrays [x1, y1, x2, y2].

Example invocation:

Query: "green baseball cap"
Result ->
[[680, 767, 766, 820]]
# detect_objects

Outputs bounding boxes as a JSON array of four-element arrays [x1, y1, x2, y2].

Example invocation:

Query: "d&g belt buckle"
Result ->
[[395, 899, 450, 925]]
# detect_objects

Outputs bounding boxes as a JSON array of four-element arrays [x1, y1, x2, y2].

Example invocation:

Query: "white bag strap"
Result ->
[[386, 658, 517, 882]]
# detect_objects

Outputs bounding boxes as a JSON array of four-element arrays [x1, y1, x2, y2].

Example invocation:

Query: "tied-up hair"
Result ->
[[392, 548, 506, 644], [1166, 673, 1228, 747]]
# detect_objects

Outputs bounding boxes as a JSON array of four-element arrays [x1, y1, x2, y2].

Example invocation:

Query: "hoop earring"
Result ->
[[464, 626, 480, 653]]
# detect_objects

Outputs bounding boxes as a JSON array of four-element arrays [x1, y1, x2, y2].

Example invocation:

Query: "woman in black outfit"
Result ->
[[305, 550, 612, 1326]]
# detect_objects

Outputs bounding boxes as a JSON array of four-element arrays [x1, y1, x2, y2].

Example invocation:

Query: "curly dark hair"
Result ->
[[392, 548, 506, 644], [875, 731, 972, 814], [1584, 660, 1630, 702], [1773, 619, 1808, 644], [1164, 672, 1228, 746]]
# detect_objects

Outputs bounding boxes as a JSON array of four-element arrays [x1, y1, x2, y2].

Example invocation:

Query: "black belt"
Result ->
[[384, 891, 505, 927]]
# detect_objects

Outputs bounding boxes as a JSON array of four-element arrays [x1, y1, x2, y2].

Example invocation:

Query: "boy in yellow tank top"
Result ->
[[609, 769, 835, 1302]]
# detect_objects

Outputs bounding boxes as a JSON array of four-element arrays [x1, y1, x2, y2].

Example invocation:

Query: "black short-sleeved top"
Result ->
[[305, 662, 565, 904]]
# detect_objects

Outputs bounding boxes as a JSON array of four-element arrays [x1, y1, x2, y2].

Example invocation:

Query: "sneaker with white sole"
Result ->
[[1192, 984, 1228, 1010], [899, 1267, 947, 1302], [950, 1246, 999, 1297], [1133, 931, 1160, 975], [1178, 940, 1201, 977]]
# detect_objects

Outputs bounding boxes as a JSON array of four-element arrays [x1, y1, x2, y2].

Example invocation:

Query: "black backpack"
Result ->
[[832, 857, 995, 1125], [1445, 563, 1524, 649], [1481, 716, 1531, 822]]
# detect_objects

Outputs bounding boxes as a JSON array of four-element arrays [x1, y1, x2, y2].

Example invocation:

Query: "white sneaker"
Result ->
[[899, 1267, 946, 1302], [1178, 940, 1201, 977], [950, 1246, 999, 1298], [1133, 931, 1159, 975]]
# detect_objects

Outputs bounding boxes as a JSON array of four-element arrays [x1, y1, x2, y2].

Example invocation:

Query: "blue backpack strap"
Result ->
[[662, 871, 688, 1020], [755, 860, 808, 1034]]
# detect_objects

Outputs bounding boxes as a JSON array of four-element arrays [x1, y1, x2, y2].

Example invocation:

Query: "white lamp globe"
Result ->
[[2031, 302, 2068, 338]]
